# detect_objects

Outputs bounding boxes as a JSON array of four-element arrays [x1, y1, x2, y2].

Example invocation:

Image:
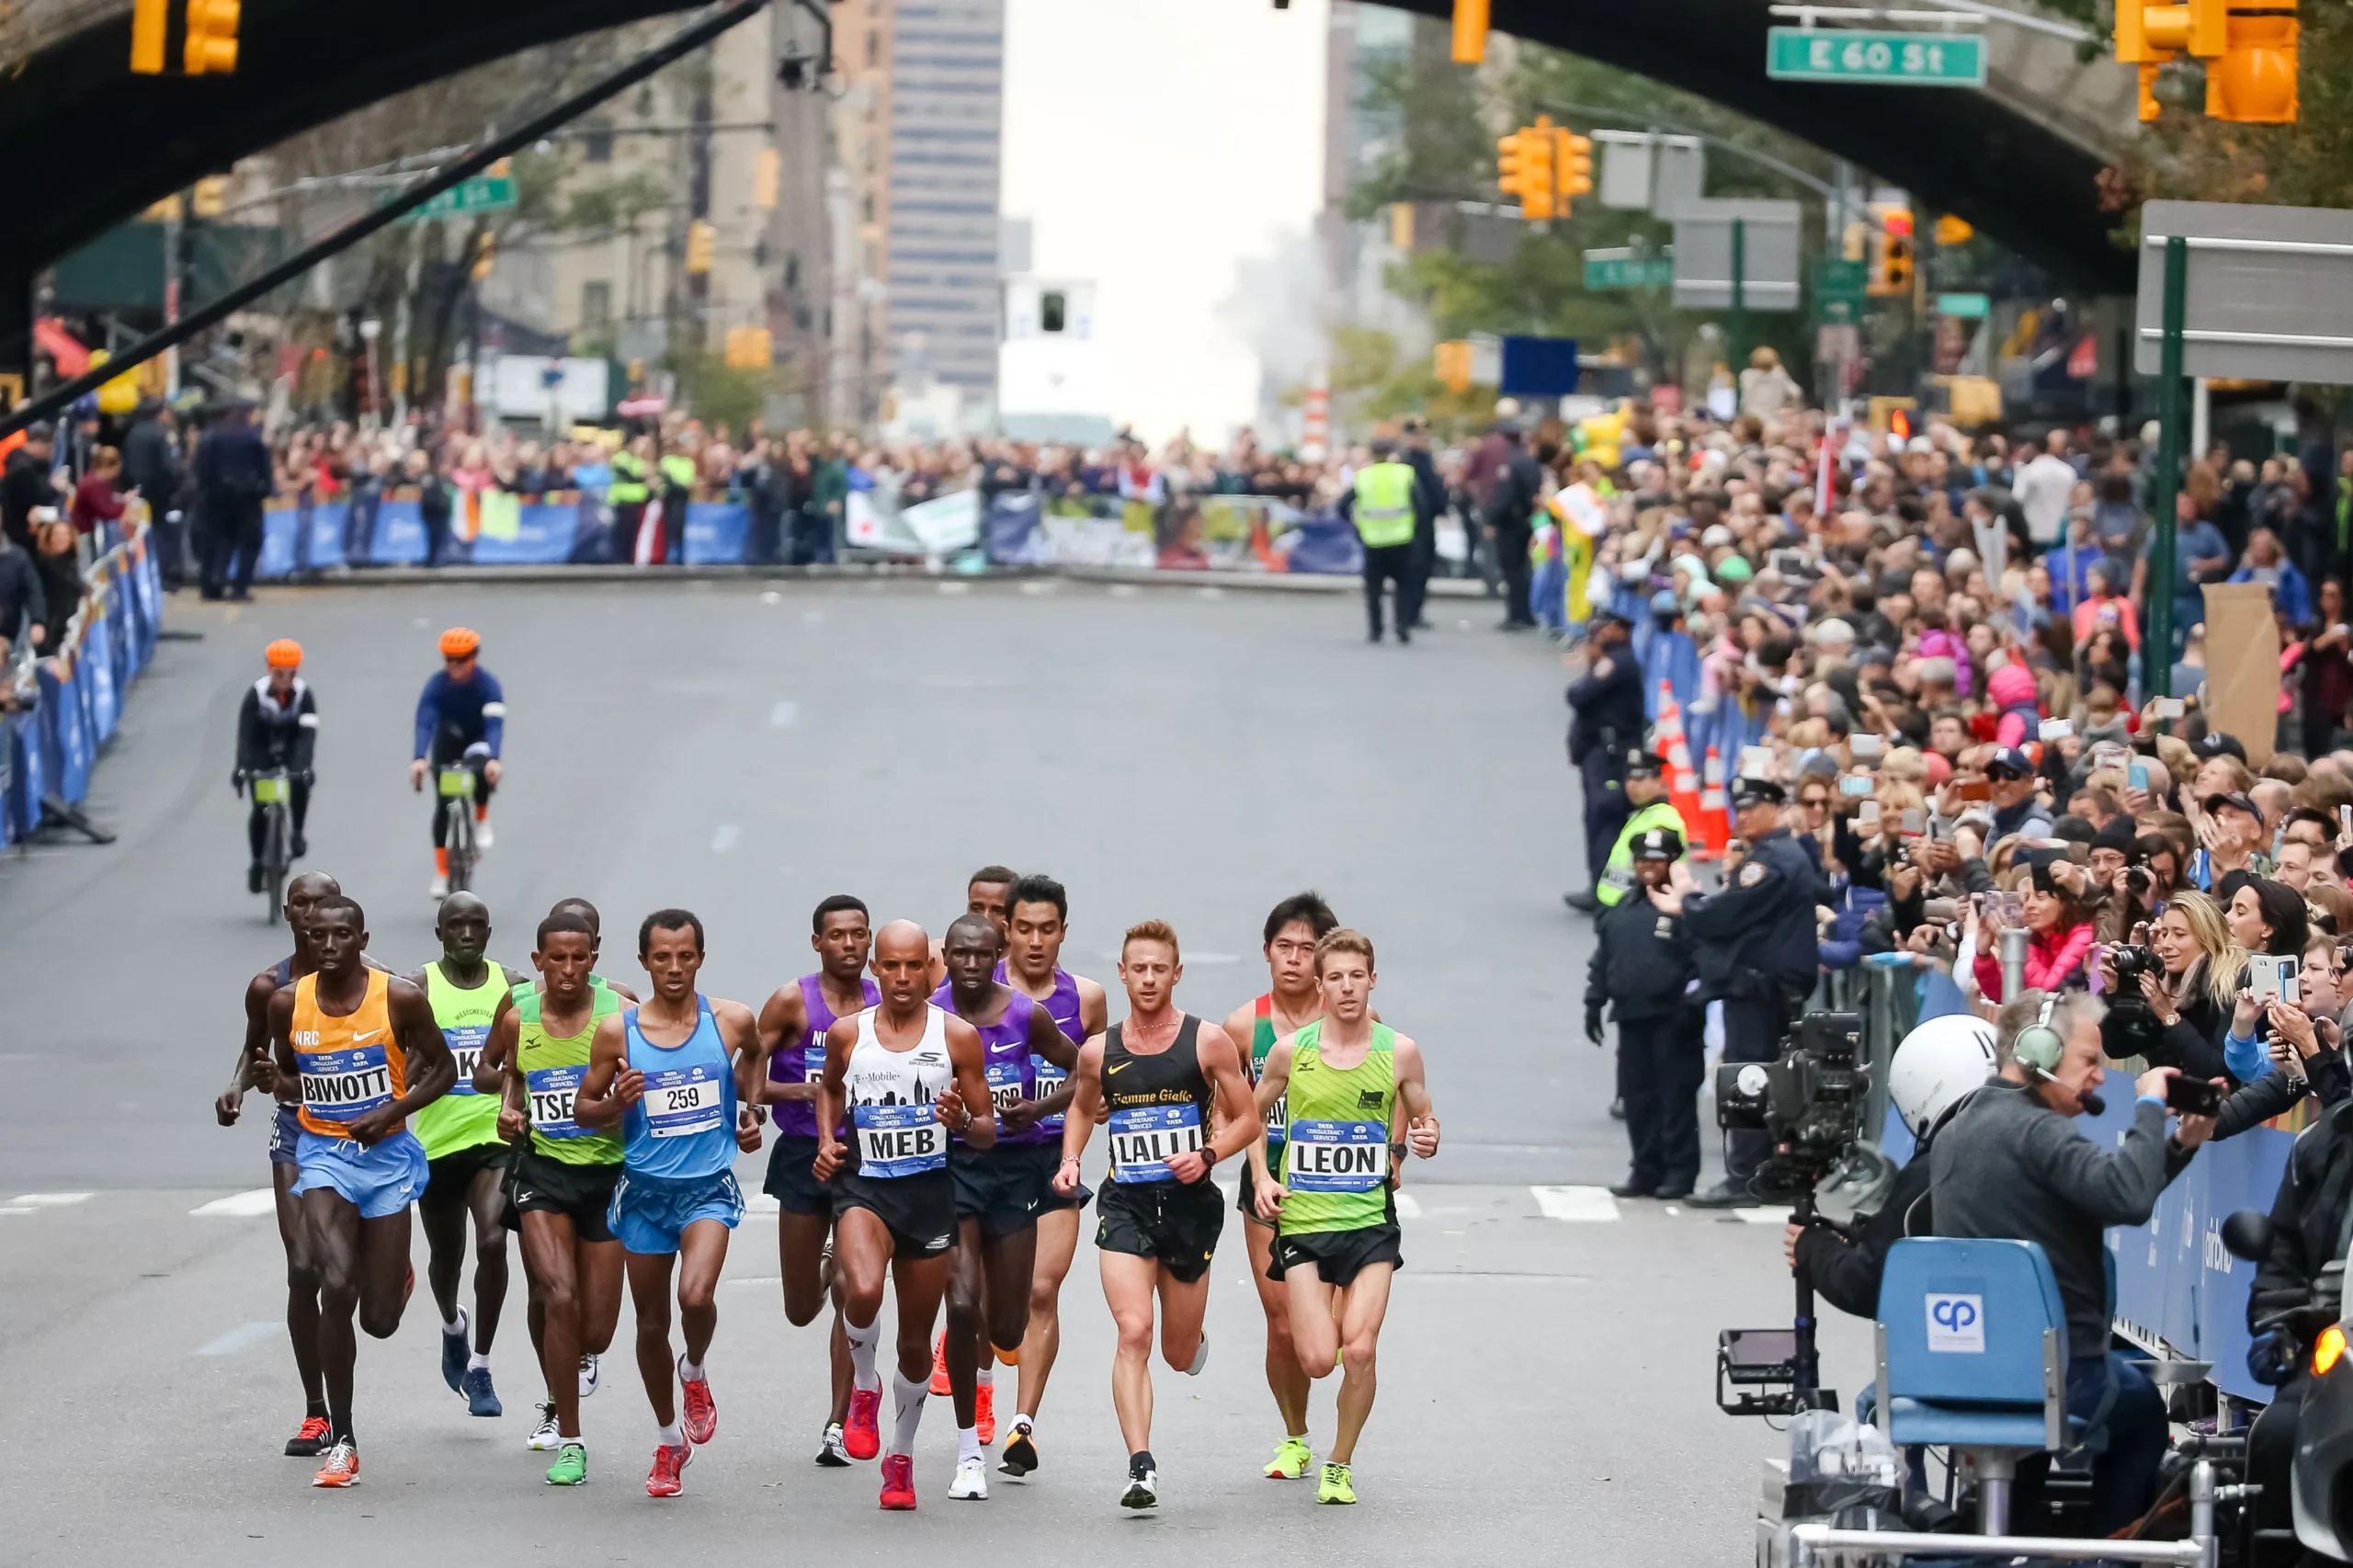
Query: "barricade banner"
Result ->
[[84, 602, 119, 744], [39, 662, 90, 802], [1283, 517, 1363, 575], [4, 708, 40, 842], [682, 502, 748, 564], [985, 494, 1044, 564], [259, 502, 351, 576]]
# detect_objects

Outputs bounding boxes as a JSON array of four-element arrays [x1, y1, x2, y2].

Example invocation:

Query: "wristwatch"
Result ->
[[1198, 1143, 1219, 1171]]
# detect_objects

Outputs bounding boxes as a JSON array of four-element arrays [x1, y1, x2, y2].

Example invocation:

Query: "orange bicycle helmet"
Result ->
[[265, 639, 303, 669], [438, 627, 482, 658]]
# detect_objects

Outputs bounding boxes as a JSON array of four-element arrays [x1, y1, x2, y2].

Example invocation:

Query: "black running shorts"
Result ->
[[424, 1138, 513, 1208], [762, 1133, 837, 1217], [949, 1143, 1044, 1238], [504, 1148, 620, 1245], [1097, 1177, 1225, 1284], [1268, 1221, 1403, 1288], [833, 1168, 955, 1260]]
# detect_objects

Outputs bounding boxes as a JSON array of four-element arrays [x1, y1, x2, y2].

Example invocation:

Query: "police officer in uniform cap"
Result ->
[[1585, 827, 1705, 1199], [1590, 749, 1688, 912], [1682, 776, 1826, 1209], [1563, 610, 1647, 913]]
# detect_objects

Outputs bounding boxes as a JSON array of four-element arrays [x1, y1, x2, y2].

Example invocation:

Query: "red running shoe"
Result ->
[[312, 1438, 358, 1488], [929, 1330, 950, 1395], [678, 1358, 717, 1445], [844, 1387, 882, 1460], [285, 1415, 332, 1457], [880, 1452, 917, 1510], [646, 1442, 691, 1497], [975, 1382, 996, 1447]]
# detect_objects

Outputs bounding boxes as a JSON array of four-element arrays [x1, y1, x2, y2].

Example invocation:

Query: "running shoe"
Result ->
[[998, 1418, 1039, 1477], [1265, 1436, 1313, 1480], [475, 819, 494, 851], [949, 1454, 988, 1501], [312, 1438, 359, 1488], [1183, 1333, 1209, 1376], [929, 1329, 950, 1395], [879, 1453, 917, 1510], [461, 1365, 501, 1417], [814, 1423, 853, 1468], [440, 1312, 469, 1392], [578, 1353, 601, 1399], [1317, 1461, 1357, 1505], [645, 1441, 690, 1497], [975, 1382, 995, 1447], [285, 1415, 332, 1458], [1120, 1454, 1159, 1510], [678, 1357, 717, 1445], [429, 873, 449, 900], [545, 1442, 587, 1487], [527, 1403, 562, 1451], [844, 1386, 882, 1460]]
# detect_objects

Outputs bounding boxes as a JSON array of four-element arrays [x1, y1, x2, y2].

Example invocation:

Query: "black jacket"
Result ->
[[1483, 449, 1542, 531], [0, 539, 44, 642], [1798, 1136, 1938, 1320], [236, 677, 318, 774], [195, 424, 273, 507], [122, 412, 181, 511], [1566, 648, 1646, 766], [1686, 828, 1826, 1000], [2, 448, 58, 551], [2218, 1051, 2350, 1142], [2100, 980, 2230, 1086], [1586, 889, 1699, 1022], [2254, 1089, 2353, 1339]]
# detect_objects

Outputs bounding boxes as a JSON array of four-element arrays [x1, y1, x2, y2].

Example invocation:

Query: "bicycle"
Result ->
[[249, 768, 294, 916], [437, 742, 491, 897]]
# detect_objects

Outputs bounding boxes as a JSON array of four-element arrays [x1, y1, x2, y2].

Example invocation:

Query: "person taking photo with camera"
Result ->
[[2097, 890, 2241, 1084], [1929, 989, 2218, 1536], [1970, 857, 2097, 1003]]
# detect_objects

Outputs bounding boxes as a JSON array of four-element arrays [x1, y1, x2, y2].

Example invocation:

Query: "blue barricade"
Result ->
[[256, 497, 755, 574], [6, 521, 167, 835]]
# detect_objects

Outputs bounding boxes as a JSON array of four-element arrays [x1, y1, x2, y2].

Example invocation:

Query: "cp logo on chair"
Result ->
[[1926, 1291, 1984, 1353]]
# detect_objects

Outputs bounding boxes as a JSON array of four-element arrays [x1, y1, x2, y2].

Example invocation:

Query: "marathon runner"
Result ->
[[1218, 891, 1340, 1483], [266, 895, 457, 1487], [216, 869, 366, 1458], [573, 908, 767, 1498], [407, 891, 528, 1419], [489, 908, 626, 1485], [1251, 929, 1440, 1506], [996, 872, 1107, 1476], [1054, 919, 1261, 1510], [814, 919, 997, 1511], [927, 866, 1017, 988], [756, 893, 878, 1469], [929, 913, 1080, 1500], [410, 626, 506, 899]]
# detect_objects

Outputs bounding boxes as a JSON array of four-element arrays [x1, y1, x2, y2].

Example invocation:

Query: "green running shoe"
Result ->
[[546, 1442, 588, 1486], [1317, 1461, 1356, 1505], [1264, 1436, 1313, 1480]]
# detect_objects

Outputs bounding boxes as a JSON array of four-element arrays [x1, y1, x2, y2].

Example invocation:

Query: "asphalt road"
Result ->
[[0, 576, 1866, 1562]]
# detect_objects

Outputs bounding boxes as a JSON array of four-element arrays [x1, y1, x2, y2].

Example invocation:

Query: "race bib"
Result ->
[[1033, 1056, 1067, 1131], [444, 1024, 489, 1096], [1108, 1103, 1202, 1184], [1265, 1093, 1290, 1147], [300, 1045, 392, 1122], [526, 1063, 588, 1139], [801, 1043, 828, 1081], [643, 1065, 724, 1138], [853, 1102, 946, 1177], [1285, 1119, 1390, 1192], [985, 1061, 1028, 1115]]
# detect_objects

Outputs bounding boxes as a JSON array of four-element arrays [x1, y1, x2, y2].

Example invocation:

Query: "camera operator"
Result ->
[[1585, 827, 1703, 1199], [1686, 777, 1828, 1209], [1929, 988, 2218, 1535], [2097, 890, 2241, 1084]]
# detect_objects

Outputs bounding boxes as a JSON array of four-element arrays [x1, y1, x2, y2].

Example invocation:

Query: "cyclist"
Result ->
[[236, 638, 318, 893], [410, 627, 506, 899]]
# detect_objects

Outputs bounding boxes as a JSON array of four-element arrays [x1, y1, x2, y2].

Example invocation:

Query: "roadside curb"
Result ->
[[246, 562, 1498, 598]]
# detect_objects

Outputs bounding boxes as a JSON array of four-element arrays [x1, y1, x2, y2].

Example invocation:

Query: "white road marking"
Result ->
[[1109, 584, 1140, 598], [721, 1275, 783, 1287], [938, 581, 972, 596], [197, 1322, 282, 1357], [1394, 1192, 1423, 1220], [1733, 1207, 1796, 1226], [1020, 580, 1058, 596], [0, 1206, 34, 1216], [711, 824, 741, 853], [9, 1192, 92, 1207], [759, 590, 781, 603], [744, 1192, 779, 1215], [190, 1188, 278, 1218], [1197, 586, 1224, 600], [770, 700, 798, 727], [1530, 1185, 1621, 1222]]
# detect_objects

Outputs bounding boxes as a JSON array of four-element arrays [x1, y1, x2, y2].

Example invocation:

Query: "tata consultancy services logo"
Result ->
[[1926, 1292, 1985, 1353]]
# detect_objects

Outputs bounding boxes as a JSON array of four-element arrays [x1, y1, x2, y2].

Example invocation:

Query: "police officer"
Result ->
[[1585, 828, 1704, 1199], [1683, 777, 1825, 1208], [1400, 414, 1446, 629], [1564, 611, 1647, 914], [607, 435, 652, 562], [1593, 750, 1688, 911], [1348, 436, 1423, 642]]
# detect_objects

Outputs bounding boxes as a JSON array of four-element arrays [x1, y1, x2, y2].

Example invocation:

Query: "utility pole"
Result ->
[[688, 42, 716, 358]]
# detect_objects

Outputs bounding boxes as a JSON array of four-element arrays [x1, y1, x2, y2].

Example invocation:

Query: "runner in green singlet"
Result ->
[[491, 909, 629, 1485], [408, 892, 529, 1419], [1217, 891, 1339, 1483], [1251, 928, 1439, 1506]]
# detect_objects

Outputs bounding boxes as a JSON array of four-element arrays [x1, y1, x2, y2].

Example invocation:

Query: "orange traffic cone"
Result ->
[[1655, 682, 1707, 849], [1693, 746, 1731, 860]]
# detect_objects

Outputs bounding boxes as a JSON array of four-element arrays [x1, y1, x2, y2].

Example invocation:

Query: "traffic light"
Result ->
[[724, 325, 773, 369], [191, 176, 229, 218], [472, 232, 496, 283], [1934, 214, 1973, 245], [753, 148, 780, 210], [130, 0, 168, 73], [2114, 0, 2294, 121], [1495, 116, 1560, 222], [1434, 340, 1472, 393], [1552, 130, 1594, 217], [184, 0, 239, 74], [1452, 0, 1488, 64], [685, 220, 716, 276], [1868, 208, 1914, 297]]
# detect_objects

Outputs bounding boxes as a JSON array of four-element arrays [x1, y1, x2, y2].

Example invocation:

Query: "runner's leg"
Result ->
[[274, 1162, 326, 1417], [675, 1219, 730, 1370], [980, 1222, 1038, 1360], [1328, 1264, 1395, 1465], [420, 1179, 469, 1333], [945, 1217, 985, 1429], [1017, 1207, 1079, 1420], [521, 1210, 585, 1437], [1247, 1220, 1310, 1436], [303, 1188, 364, 1439], [465, 1164, 509, 1353], [889, 1252, 952, 1456], [779, 1209, 831, 1326], [1100, 1249, 1161, 1455], [581, 1237, 624, 1359], [1155, 1265, 1212, 1373], [1284, 1262, 1341, 1379], [626, 1251, 680, 1429], [355, 1207, 415, 1342]]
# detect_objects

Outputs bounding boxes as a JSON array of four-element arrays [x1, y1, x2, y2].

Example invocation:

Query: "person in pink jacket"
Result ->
[[1973, 861, 2098, 1002], [1988, 662, 2042, 749]]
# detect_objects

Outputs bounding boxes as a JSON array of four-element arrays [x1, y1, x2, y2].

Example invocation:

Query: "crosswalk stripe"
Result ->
[[1529, 1185, 1620, 1221], [190, 1188, 278, 1218], [1394, 1192, 1422, 1220], [197, 1322, 281, 1356], [8, 1192, 92, 1206]]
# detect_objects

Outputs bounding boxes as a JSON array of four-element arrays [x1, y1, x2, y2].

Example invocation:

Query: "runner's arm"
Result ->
[[941, 1015, 997, 1151], [811, 1017, 857, 1179], [572, 1014, 637, 1128], [1243, 1035, 1292, 1208], [266, 986, 298, 1093], [1394, 1034, 1439, 1159], [219, 970, 278, 1122], [380, 978, 458, 1127], [716, 999, 767, 1151], [1004, 1002, 1078, 1129], [1054, 1035, 1106, 1187], [755, 983, 813, 1104], [490, 1006, 527, 1141]]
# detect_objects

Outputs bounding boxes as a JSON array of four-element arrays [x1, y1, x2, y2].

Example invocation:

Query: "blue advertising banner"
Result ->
[[84, 607, 119, 743], [40, 664, 89, 802]]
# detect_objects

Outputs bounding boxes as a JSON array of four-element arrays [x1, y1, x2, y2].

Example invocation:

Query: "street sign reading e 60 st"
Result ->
[[1766, 28, 1987, 86]]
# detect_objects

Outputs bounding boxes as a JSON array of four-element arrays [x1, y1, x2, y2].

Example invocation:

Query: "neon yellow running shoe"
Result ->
[[546, 1442, 588, 1486], [1317, 1461, 1356, 1505], [1265, 1436, 1313, 1480]]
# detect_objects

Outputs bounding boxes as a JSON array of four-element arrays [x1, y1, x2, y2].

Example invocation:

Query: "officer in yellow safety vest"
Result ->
[[1349, 437, 1425, 643], [1591, 749, 1689, 910], [607, 437, 651, 562], [655, 446, 698, 564]]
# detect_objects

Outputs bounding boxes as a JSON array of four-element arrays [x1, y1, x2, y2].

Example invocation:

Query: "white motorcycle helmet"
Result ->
[[1886, 1013, 1999, 1140]]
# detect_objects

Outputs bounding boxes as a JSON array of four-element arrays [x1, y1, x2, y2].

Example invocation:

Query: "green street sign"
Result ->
[[1765, 28, 1987, 86], [1583, 249, 1675, 290], [397, 175, 518, 223], [1814, 257, 1866, 324], [1818, 297, 1860, 325], [1935, 291, 1992, 319]]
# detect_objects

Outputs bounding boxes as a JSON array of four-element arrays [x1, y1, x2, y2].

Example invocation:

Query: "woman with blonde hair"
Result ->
[[2097, 887, 2242, 1081]]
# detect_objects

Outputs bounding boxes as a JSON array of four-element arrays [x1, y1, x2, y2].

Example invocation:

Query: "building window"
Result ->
[[581, 280, 612, 326], [1040, 290, 1066, 334], [862, 193, 875, 222], [867, 29, 881, 65], [785, 252, 801, 289], [583, 123, 615, 164]]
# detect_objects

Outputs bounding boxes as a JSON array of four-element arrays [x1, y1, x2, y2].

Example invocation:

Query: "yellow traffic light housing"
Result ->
[[184, 0, 240, 74], [685, 220, 717, 276], [1867, 209, 1915, 297], [1497, 115, 1566, 221], [130, 0, 168, 74], [2114, 0, 2293, 122], [472, 232, 497, 283], [1934, 214, 1973, 246], [1553, 131, 1594, 218], [1452, 0, 1489, 63], [1434, 340, 1472, 393]]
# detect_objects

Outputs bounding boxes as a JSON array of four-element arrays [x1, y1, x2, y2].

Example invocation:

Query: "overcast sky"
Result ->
[[1001, 0, 1330, 445]]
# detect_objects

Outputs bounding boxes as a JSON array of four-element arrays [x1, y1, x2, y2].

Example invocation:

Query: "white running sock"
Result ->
[[442, 1308, 466, 1335], [678, 1357, 705, 1383], [1011, 1414, 1034, 1435], [845, 1315, 881, 1392], [959, 1425, 983, 1463], [889, 1370, 927, 1459], [466, 1351, 490, 1372], [974, 1362, 994, 1387], [657, 1422, 684, 1449]]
